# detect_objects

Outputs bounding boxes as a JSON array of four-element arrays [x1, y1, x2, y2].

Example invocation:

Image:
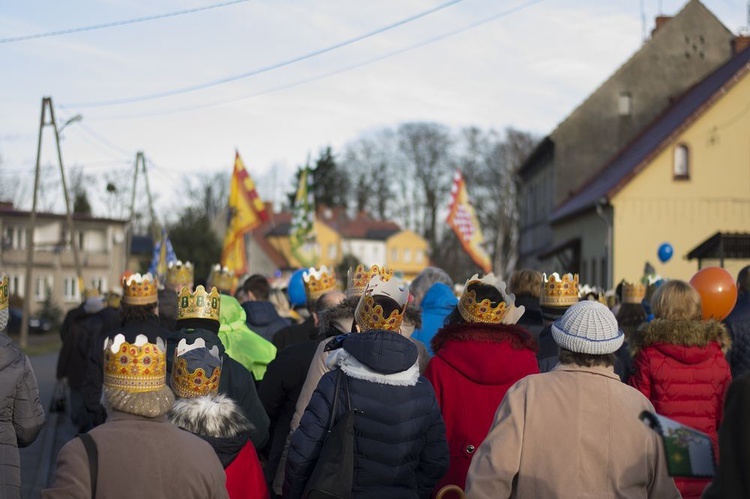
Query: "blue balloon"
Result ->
[[287, 269, 308, 307], [657, 243, 674, 263]]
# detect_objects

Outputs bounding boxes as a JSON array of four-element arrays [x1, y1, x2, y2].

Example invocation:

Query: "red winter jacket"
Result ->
[[424, 323, 539, 493], [629, 319, 732, 499], [225, 441, 269, 499]]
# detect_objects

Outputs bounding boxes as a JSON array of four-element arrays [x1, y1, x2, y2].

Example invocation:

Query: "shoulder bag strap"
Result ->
[[78, 433, 98, 499], [328, 369, 342, 432], [342, 371, 352, 411]]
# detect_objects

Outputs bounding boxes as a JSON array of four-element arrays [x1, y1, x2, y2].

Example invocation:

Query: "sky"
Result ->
[[0, 0, 746, 221]]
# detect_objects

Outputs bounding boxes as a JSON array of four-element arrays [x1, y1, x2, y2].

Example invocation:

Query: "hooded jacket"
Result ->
[[423, 323, 538, 492], [218, 294, 277, 381], [169, 395, 269, 499], [0, 333, 45, 499], [629, 319, 732, 499], [724, 293, 750, 378], [411, 283, 458, 356], [167, 326, 270, 450], [285, 331, 449, 499], [241, 301, 290, 343]]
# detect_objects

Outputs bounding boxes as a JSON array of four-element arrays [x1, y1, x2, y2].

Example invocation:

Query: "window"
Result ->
[[63, 276, 80, 303], [391, 248, 398, 262], [403, 249, 411, 263], [415, 250, 424, 263], [673, 144, 690, 180], [3, 226, 26, 250], [8, 274, 23, 298], [35, 276, 53, 302], [90, 276, 107, 294], [327, 244, 337, 260], [78, 231, 85, 250], [618, 92, 632, 116]]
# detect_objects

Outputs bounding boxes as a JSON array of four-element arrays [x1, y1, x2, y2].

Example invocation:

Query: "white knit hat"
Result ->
[[551, 300, 624, 355]]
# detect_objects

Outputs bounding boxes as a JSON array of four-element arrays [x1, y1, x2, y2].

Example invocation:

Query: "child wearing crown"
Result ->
[[423, 274, 538, 493], [285, 275, 449, 498]]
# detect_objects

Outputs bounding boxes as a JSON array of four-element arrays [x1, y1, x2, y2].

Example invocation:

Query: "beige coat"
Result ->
[[43, 410, 228, 499], [465, 364, 680, 499]]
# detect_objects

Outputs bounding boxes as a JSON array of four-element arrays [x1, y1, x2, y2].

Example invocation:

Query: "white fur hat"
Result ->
[[551, 300, 624, 355]]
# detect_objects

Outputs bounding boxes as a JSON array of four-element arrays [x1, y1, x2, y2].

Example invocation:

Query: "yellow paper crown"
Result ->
[[170, 338, 222, 399], [166, 260, 194, 289], [622, 281, 646, 304], [0, 273, 8, 310], [303, 266, 339, 301], [458, 273, 512, 324], [122, 273, 158, 306], [103, 334, 166, 393], [177, 285, 221, 322], [539, 273, 580, 308], [347, 264, 394, 298], [208, 264, 234, 293], [354, 274, 408, 332]]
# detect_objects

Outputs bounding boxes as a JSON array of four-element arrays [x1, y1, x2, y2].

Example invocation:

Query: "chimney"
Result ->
[[733, 35, 750, 54], [651, 16, 672, 36]]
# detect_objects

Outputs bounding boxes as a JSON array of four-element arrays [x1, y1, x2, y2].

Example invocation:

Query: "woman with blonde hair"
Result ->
[[629, 279, 732, 499]]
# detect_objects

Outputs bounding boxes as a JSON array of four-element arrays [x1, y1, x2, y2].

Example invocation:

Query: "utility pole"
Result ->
[[21, 97, 83, 348], [125, 152, 160, 268]]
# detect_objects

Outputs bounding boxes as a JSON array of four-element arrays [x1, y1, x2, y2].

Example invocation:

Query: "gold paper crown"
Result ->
[[457, 274, 512, 324], [303, 266, 339, 301], [539, 273, 580, 308], [170, 338, 222, 399], [354, 274, 409, 332], [579, 284, 608, 305], [103, 334, 166, 393], [177, 285, 221, 322], [622, 281, 646, 304], [347, 264, 394, 298], [208, 265, 234, 293], [122, 273, 158, 306], [166, 260, 194, 289], [0, 273, 8, 310]]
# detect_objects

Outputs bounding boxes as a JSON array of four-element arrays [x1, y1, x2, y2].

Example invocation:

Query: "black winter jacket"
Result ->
[[515, 295, 545, 341], [242, 300, 290, 342], [272, 316, 317, 352], [725, 294, 750, 378], [285, 331, 449, 499], [166, 326, 270, 449]]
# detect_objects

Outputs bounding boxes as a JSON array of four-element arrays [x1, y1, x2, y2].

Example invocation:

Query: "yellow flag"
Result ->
[[446, 170, 492, 273]]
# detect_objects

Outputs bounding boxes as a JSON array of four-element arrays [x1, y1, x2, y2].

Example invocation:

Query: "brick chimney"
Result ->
[[733, 35, 750, 54], [652, 15, 672, 36]]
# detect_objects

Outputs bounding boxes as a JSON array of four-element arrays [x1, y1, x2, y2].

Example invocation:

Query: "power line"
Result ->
[[0, 0, 250, 44], [66, 0, 464, 108], [85, 0, 547, 122]]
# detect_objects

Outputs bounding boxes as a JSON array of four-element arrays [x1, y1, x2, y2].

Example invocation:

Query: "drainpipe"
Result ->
[[596, 198, 613, 290]]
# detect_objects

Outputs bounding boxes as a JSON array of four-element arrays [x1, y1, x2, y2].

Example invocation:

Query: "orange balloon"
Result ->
[[689, 267, 738, 321]]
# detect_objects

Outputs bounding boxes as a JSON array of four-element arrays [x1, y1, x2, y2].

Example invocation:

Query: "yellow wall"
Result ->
[[612, 69, 750, 283], [266, 220, 342, 269], [386, 230, 429, 281]]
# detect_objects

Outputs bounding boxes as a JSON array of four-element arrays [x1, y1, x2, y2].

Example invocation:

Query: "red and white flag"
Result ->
[[446, 170, 492, 273]]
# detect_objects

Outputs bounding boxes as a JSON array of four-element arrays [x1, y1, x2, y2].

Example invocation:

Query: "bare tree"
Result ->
[[342, 128, 398, 220]]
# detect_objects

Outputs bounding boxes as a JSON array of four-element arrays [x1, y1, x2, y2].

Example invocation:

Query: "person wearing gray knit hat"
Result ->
[[552, 301, 624, 355]]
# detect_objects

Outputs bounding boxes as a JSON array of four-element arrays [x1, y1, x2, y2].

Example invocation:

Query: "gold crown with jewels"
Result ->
[[122, 273, 158, 306], [103, 334, 166, 393], [539, 273, 580, 308], [0, 273, 8, 310], [170, 338, 222, 399], [166, 260, 194, 289], [622, 281, 646, 304], [458, 273, 513, 324], [177, 285, 221, 322], [302, 266, 339, 301], [354, 274, 408, 332], [208, 265, 234, 293], [347, 264, 394, 298]]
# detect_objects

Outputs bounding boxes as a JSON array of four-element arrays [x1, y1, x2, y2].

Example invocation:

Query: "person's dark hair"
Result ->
[[738, 266, 750, 295], [616, 303, 646, 339], [243, 274, 271, 301], [445, 282, 504, 326], [353, 294, 402, 332], [120, 302, 158, 325], [558, 347, 616, 368]]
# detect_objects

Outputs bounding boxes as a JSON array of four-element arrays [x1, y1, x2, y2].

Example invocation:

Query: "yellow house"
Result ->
[[266, 218, 342, 270], [549, 44, 750, 287], [385, 229, 429, 281]]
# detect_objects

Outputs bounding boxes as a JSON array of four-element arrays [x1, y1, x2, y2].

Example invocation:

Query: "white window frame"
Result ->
[[673, 144, 690, 180], [63, 276, 81, 303], [618, 92, 632, 116], [34, 276, 53, 302], [8, 274, 23, 298], [403, 249, 412, 263], [391, 248, 399, 262]]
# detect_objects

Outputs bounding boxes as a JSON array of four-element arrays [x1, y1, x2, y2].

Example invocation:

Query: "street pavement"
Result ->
[[19, 350, 78, 499]]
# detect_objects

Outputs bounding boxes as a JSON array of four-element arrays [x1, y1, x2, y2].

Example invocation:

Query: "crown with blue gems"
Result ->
[[540, 273, 579, 308], [103, 334, 166, 393], [177, 285, 221, 322], [354, 273, 408, 332], [170, 338, 222, 399], [458, 273, 514, 324]]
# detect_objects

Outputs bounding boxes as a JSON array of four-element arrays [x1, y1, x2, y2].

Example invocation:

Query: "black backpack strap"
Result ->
[[328, 369, 342, 432], [78, 433, 98, 499]]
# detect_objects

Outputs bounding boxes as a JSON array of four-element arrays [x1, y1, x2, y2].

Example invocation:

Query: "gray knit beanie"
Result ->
[[551, 300, 624, 355]]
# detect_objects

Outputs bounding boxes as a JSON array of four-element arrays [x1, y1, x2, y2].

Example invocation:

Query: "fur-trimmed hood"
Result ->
[[431, 323, 538, 354], [630, 319, 731, 358]]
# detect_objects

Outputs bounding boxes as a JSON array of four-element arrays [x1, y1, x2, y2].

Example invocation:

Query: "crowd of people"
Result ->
[[1, 261, 750, 498]]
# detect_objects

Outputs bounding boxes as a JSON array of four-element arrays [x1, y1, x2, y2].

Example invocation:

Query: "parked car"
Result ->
[[6, 308, 53, 335]]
